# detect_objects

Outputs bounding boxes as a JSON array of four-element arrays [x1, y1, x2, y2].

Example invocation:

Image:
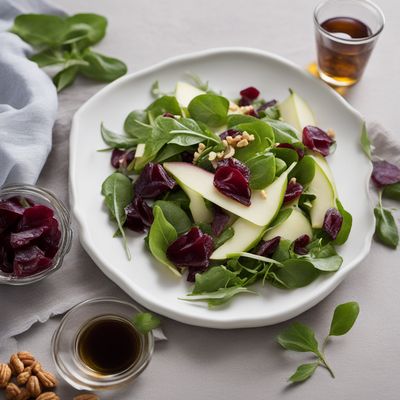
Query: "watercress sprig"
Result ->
[[277, 301, 360, 383]]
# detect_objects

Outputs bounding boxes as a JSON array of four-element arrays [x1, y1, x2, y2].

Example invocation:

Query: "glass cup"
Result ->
[[314, 0, 385, 87]]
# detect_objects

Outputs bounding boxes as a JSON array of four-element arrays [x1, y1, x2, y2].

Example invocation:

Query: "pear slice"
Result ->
[[263, 208, 312, 242], [210, 218, 265, 260], [278, 89, 317, 133], [175, 82, 205, 108], [183, 186, 213, 224], [163, 162, 295, 226]]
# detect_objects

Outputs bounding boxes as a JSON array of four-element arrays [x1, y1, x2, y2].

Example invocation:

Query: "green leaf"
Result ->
[[382, 182, 400, 201], [162, 189, 190, 210], [192, 266, 243, 294], [333, 199, 352, 245], [182, 286, 254, 307], [247, 154, 276, 190], [329, 301, 360, 336], [30, 49, 65, 67], [272, 239, 292, 262], [148, 206, 180, 276], [213, 227, 234, 249], [301, 243, 343, 272], [360, 122, 372, 160], [153, 200, 191, 234], [10, 14, 67, 46], [272, 259, 319, 288], [80, 50, 127, 82], [101, 123, 138, 149], [374, 206, 399, 248], [272, 147, 299, 166], [289, 155, 316, 185], [123, 110, 152, 140], [185, 72, 210, 92], [187, 94, 229, 128], [132, 312, 161, 334], [53, 66, 79, 92], [288, 363, 318, 383], [275, 158, 287, 176], [146, 96, 182, 119], [101, 172, 133, 259], [277, 322, 320, 354], [227, 252, 283, 265], [263, 118, 300, 144]]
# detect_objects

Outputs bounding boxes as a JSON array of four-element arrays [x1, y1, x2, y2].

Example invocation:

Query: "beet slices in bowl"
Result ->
[[0, 185, 72, 285]]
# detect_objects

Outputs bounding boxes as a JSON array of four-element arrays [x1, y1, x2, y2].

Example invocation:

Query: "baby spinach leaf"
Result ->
[[124, 110, 152, 140], [360, 122, 372, 160], [272, 147, 299, 166], [146, 96, 182, 120], [148, 206, 180, 276], [132, 312, 161, 334], [272, 259, 319, 288], [153, 200, 191, 234], [374, 205, 399, 249], [382, 182, 400, 201], [263, 118, 300, 144], [289, 155, 316, 185], [277, 322, 320, 354], [182, 286, 254, 307], [288, 363, 318, 383], [247, 154, 276, 190], [329, 301, 360, 337], [154, 144, 191, 163], [333, 200, 352, 245], [53, 66, 79, 92], [101, 172, 133, 259], [188, 94, 229, 128], [213, 227, 235, 249], [30, 49, 65, 67], [227, 114, 257, 127], [275, 158, 287, 176], [101, 123, 138, 149], [162, 190, 190, 210], [192, 266, 243, 294], [80, 50, 127, 82]]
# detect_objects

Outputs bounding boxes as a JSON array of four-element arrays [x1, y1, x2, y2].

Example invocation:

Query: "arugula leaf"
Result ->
[[53, 66, 79, 92], [153, 200, 192, 234], [227, 252, 283, 265], [188, 94, 229, 128], [124, 110, 152, 140], [333, 200, 352, 245], [288, 363, 318, 383], [329, 302, 360, 336], [192, 266, 243, 294], [289, 155, 316, 185], [271, 259, 319, 288], [79, 50, 127, 82], [247, 154, 276, 190], [182, 286, 254, 307], [374, 204, 399, 249], [132, 312, 161, 334], [360, 122, 372, 160], [101, 172, 133, 259], [101, 123, 138, 149], [148, 205, 180, 276], [382, 182, 400, 201], [277, 322, 320, 354]]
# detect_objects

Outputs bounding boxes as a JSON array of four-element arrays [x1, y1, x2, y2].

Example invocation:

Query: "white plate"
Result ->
[[70, 48, 374, 329]]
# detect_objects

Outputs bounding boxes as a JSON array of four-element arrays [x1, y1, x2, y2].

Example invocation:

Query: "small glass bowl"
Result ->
[[0, 184, 72, 285], [52, 297, 154, 391]]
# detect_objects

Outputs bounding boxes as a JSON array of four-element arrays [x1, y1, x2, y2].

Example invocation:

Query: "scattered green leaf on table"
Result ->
[[132, 312, 161, 334], [329, 301, 360, 336], [53, 66, 79, 92], [277, 322, 319, 354], [288, 363, 318, 383], [374, 206, 399, 248]]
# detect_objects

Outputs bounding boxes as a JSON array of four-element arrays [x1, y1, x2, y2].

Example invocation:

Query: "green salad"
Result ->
[[100, 75, 352, 307]]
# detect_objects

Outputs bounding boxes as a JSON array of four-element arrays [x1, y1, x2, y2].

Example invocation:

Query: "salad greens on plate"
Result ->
[[99, 75, 352, 308]]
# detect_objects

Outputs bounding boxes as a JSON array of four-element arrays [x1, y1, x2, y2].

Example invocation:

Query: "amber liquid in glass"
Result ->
[[316, 17, 373, 86]]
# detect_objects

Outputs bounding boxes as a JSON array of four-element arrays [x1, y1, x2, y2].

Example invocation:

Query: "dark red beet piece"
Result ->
[[181, 151, 195, 164], [302, 126, 334, 157], [0, 199, 26, 233], [166, 227, 213, 269], [277, 143, 305, 160], [211, 206, 230, 237], [240, 87, 260, 100], [124, 196, 154, 232], [38, 218, 61, 258], [371, 161, 400, 188], [111, 149, 135, 169], [214, 167, 251, 206], [238, 97, 252, 107], [0, 244, 13, 273], [20, 205, 53, 230], [219, 129, 242, 141], [13, 246, 52, 277], [284, 181, 304, 203], [134, 163, 176, 199], [186, 266, 208, 282], [293, 234, 311, 255], [217, 158, 250, 180], [10, 226, 49, 249], [257, 99, 277, 112], [256, 236, 281, 257], [162, 112, 176, 119], [323, 208, 343, 240]]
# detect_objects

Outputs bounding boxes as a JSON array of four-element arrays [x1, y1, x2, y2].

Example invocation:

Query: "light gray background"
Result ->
[[3, 0, 400, 399]]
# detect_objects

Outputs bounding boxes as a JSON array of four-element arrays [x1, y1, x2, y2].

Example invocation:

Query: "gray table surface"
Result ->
[[4, 0, 400, 399]]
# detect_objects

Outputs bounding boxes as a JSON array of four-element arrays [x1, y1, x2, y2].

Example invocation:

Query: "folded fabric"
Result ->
[[0, 0, 64, 186]]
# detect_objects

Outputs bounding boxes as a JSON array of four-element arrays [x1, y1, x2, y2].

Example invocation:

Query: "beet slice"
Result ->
[[124, 196, 154, 232], [371, 160, 400, 188], [10, 226, 49, 249], [211, 206, 230, 237], [283, 181, 304, 203], [302, 126, 334, 156], [13, 246, 52, 277], [20, 205, 54, 230], [0, 199, 26, 233], [217, 158, 250, 180], [166, 227, 213, 269], [323, 208, 343, 240], [36, 217, 61, 258], [111, 149, 135, 169], [293, 234, 311, 255], [255, 236, 281, 257]]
